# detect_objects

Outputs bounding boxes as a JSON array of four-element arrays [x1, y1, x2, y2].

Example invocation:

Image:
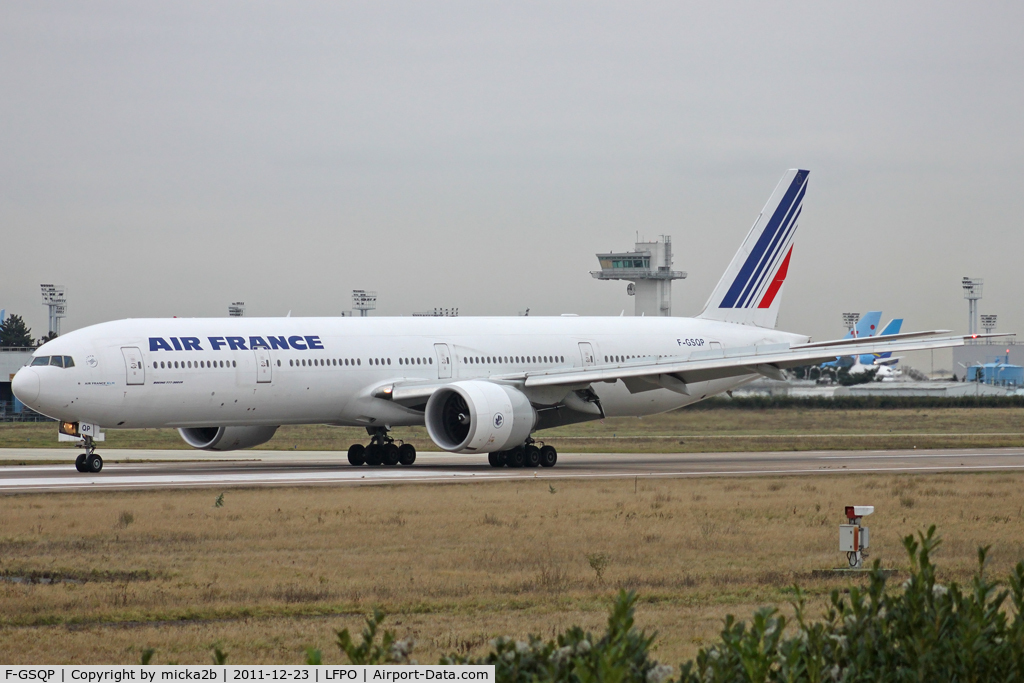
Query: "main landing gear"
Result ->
[[74, 436, 103, 473], [488, 440, 557, 469], [347, 427, 416, 467]]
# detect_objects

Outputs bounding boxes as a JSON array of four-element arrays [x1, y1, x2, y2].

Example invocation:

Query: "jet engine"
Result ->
[[178, 426, 279, 451], [425, 381, 535, 454]]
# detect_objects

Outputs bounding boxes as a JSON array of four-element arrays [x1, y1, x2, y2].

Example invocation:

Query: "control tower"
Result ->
[[591, 236, 686, 316]]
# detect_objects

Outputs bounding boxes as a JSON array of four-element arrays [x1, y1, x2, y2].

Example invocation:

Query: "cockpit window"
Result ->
[[29, 355, 75, 368]]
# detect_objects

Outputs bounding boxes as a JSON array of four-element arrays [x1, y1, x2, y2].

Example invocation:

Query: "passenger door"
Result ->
[[578, 342, 597, 367], [121, 347, 145, 385], [254, 348, 272, 383], [434, 343, 452, 379]]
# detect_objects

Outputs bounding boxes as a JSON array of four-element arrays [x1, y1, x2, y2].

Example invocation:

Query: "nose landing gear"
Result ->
[[74, 437, 103, 473], [347, 427, 416, 467]]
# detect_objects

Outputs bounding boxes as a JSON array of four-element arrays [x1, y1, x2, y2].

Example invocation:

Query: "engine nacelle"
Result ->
[[425, 381, 535, 454], [178, 426, 279, 451]]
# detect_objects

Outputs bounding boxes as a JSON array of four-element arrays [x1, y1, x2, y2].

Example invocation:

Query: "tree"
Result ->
[[0, 314, 34, 347]]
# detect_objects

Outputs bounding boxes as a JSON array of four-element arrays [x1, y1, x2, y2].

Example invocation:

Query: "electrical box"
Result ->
[[839, 524, 858, 552], [839, 525, 870, 552]]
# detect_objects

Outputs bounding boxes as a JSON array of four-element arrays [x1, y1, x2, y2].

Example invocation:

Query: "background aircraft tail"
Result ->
[[849, 311, 882, 339], [860, 317, 904, 364], [698, 169, 809, 329]]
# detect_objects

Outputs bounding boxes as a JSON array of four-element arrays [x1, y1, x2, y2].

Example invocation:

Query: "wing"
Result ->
[[374, 332, 1009, 406]]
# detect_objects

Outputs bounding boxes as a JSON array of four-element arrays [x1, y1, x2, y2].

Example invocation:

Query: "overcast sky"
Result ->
[[2, 2, 1021, 371]]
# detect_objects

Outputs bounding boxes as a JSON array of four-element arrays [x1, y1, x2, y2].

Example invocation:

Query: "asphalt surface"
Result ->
[[1, 447, 1023, 492]]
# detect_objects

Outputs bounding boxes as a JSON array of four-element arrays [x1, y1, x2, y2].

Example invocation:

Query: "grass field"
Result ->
[[1, 471, 1023, 664], [3, 406, 1024, 454]]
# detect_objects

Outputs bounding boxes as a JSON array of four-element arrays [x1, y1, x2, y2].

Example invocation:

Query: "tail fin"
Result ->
[[879, 318, 903, 336], [851, 311, 882, 339], [698, 169, 808, 328]]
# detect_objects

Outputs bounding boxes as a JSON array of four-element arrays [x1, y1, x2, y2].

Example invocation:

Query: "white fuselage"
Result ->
[[14, 316, 806, 431]]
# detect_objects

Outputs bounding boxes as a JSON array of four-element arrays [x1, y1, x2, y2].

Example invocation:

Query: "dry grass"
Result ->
[[2, 472, 1024, 664], [3, 407, 1024, 453]]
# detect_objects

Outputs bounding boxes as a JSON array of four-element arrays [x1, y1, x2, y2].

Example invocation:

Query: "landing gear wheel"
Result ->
[[75, 454, 88, 473], [506, 447, 526, 468], [364, 444, 383, 466], [86, 454, 103, 473], [383, 443, 400, 466], [398, 444, 417, 466], [540, 445, 557, 468], [487, 451, 505, 468], [347, 444, 366, 466], [524, 445, 541, 468]]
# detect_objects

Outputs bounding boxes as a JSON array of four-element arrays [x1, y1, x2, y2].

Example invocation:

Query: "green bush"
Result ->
[[679, 526, 1024, 681], [441, 589, 668, 683]]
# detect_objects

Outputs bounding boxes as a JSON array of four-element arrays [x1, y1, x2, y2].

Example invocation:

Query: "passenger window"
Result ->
[[428, 357, 432, 364], [277, 360, 281, 366], [31, 356, 49, 366]]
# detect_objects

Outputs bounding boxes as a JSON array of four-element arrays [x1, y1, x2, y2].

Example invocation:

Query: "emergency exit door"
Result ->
[[121, 347, 145, 385], [254, 348, 272, 383], [434, 343, 452, 379]]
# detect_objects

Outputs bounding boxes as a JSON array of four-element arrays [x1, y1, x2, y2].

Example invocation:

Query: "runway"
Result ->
[[1, 447, 1023, 492]]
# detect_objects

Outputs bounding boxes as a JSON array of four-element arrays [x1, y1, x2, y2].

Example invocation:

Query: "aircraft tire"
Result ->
[[86, 454, 103, 473], [506, 447, 526, 468], [398, 444, 417, 466], [75, 454, 88, 473], [524, 445, 541, 468], [487, 451, 504, 468], [382, 444, 400, 466], [540, 446, 557, 468], [364, 444, 384, 466], [347, 444, 366, 466]]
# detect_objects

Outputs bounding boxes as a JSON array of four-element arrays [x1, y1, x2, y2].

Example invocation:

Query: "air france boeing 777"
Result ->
[[12, 170, 990, 473]]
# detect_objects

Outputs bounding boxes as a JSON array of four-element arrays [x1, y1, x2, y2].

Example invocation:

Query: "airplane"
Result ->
[[11, 169, 992, 474]]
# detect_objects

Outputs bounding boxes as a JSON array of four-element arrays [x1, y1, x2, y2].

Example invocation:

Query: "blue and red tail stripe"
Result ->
[[719, 170, 808, 309]]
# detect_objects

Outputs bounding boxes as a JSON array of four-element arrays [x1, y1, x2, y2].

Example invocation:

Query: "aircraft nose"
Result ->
[[12, 368, 40, 404]]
